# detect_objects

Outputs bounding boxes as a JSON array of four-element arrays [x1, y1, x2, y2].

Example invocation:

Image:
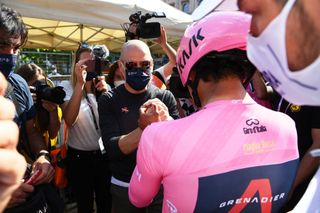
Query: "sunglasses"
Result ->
[[0, 41, 22, 52], [79, 42, 92, 49], [124, 60, 151, 70]]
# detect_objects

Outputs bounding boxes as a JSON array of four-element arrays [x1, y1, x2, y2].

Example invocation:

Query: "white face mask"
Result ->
[[247, 0, 320, 106], [114, 80, 125, 87]]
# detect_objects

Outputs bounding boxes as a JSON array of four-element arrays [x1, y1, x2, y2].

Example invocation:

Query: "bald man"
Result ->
[[98, 40, 179, 213]]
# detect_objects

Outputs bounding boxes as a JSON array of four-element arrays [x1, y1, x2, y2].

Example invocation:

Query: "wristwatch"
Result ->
[[36, 150, 52, 163]]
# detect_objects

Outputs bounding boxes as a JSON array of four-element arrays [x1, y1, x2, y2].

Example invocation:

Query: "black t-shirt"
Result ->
[[277, 97, 320, 158], [98, 84, 179, 182]]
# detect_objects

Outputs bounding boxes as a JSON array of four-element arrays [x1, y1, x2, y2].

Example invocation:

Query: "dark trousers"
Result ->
[[66, 146, 112, 213], [110, 183, 163, 213]]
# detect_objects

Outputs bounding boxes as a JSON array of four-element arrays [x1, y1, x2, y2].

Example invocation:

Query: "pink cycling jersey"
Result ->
[[129, 98, 299, 213]]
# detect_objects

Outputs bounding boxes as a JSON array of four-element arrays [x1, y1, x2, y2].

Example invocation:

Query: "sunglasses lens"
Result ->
[[125, 62, 137, 70], [141, 61, 150, 69], [0, 41, 21, 50], [125, 61, 150, 70]]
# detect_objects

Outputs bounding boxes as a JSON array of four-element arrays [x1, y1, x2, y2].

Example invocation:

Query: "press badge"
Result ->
[[98, 137, 106, 155]]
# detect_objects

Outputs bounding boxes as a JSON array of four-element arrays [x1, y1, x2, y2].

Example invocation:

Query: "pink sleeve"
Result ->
[[129, 128, 162, 208]]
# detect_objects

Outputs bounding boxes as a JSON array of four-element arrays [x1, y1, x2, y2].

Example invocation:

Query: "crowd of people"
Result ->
[[0, 0, 319, 212]]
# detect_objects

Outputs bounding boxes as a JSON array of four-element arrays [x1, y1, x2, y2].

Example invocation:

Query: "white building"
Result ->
[[162, 0, 203, 14]]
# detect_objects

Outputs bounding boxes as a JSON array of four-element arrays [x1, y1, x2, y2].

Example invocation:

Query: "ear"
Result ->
[[118, 60, 126, 80]]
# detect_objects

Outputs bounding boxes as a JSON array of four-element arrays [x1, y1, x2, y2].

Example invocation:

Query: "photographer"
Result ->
[[17, 63, 62, 148], [59, 43, 112, 213]]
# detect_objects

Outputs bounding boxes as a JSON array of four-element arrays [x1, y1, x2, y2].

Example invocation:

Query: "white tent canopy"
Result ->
[[0, 0, 193, 52], [192, 0, 238, 21]]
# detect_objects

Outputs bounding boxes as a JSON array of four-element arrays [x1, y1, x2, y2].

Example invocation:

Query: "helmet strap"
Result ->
[[187, 73, 202, 108]]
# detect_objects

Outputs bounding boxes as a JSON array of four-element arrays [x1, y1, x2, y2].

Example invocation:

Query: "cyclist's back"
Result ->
[[130, 96, 298, 212]]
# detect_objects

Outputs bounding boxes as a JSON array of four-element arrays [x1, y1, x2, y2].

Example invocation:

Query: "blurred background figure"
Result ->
[[107, 61, 125, 89], [48, 64, 63, 86]]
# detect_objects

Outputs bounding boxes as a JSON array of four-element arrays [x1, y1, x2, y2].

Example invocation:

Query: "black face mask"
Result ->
[[0, 54, 17, 78], [125, 67, 151, 91]]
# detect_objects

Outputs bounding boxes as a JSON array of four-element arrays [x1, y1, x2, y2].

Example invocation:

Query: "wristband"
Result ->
[[36, 151, 52, 163]]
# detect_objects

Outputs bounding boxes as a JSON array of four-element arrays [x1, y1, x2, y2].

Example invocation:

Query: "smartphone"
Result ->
[[84, 59, 109, 74], [24, 169, 42, 185]]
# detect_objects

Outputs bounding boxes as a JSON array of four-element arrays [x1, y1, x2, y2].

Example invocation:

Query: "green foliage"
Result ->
[[17, 48, 73, 75]]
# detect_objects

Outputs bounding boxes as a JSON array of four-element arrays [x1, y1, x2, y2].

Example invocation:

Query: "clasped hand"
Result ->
[[138, 98, 172, 130]]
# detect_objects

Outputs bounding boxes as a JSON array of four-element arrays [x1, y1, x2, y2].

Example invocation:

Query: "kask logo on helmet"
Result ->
[[177, 28, 205, 74]]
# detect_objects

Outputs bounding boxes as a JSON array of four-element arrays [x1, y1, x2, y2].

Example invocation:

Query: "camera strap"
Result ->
[[85, 94, 99, 131]]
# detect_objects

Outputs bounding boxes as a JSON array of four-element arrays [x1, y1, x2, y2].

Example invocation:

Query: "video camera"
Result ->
[[122, 11, 166, 40], [31, 80, 66, 105]]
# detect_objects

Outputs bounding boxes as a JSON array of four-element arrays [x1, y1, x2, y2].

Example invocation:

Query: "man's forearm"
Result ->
[[293, 150, 319, 189], [49, 109, 60, 139], [118, 128, 143, 155], [161, 42, 176, 65], [159, 43, 177, 82], [61, 83, 83, 126], [27, 124, 47, 155]]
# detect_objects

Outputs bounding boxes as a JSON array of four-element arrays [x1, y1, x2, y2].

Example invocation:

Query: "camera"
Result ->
[[122, 11, 166, 40], [31, 80, 66, 105], [85, 45, 110, 81]]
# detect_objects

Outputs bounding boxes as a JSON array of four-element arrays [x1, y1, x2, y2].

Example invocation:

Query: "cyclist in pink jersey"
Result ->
[[129, 11, 300, 213]]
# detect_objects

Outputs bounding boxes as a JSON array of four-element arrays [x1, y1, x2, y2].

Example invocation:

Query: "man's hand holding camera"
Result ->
[[153, 26, 167, 48], [139, 98, 173, 130]]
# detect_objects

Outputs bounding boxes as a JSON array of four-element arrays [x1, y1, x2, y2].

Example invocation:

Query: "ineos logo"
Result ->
[[246, 118, 259, 126]]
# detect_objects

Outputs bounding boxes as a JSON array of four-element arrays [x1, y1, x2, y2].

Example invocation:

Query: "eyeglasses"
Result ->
[[124, 60, 151, 70], [0, 41, 22, 52]]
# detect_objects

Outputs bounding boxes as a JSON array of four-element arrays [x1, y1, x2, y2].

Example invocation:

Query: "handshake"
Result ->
[[138, 98, 173, 130]]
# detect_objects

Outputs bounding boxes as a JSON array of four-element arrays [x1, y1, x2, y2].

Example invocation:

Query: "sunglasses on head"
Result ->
[[124, 60, 151, 70], [78, 42, 92, 50]]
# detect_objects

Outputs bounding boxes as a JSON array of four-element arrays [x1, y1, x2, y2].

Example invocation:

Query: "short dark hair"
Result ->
[[191, 49, 255, 84], [0, 4, 28, 49]]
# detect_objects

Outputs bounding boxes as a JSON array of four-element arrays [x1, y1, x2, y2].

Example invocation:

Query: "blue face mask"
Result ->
[[0, 54, 17, 78], [126, 67, 151, 91]]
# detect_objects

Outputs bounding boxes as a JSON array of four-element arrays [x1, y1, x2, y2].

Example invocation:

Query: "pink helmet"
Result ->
[[177, 11, 251, 86]]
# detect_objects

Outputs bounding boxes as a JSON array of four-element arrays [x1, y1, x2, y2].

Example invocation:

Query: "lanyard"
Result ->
[[85, 94, 99, 131]]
